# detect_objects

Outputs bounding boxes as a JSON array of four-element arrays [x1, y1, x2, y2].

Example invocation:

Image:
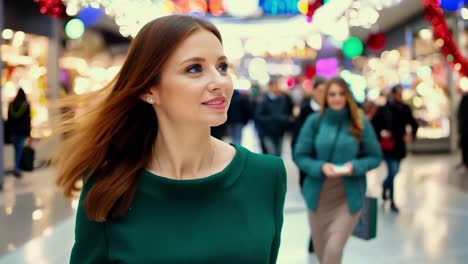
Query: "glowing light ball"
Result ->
[[189, 0, 208, 15], [77, 7, 104, 27], [223, 0, 259, 17], [316, 58, 339, 78], [298, 1, 308, 15], [439, 0, 468, 11], [209, 0, 225, 16], [65, 19, 85, 39], [286, 77, 296, 88], [342, 37, 364, 59]]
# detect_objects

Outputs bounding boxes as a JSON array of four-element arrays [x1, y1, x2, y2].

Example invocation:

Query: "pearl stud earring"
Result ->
[[147, 97, 154, 104]]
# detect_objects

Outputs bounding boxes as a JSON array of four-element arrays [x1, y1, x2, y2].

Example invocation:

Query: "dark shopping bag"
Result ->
[[3, 120, 11, 144], [20, 146, 35, 171], [353, 196, 378, 240], [379, 137, 395, 151]]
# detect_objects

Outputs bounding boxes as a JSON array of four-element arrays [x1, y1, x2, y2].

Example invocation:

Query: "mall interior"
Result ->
[[1, 0, 468, 263]]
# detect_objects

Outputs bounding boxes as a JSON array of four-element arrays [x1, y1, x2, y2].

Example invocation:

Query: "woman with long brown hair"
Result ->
[[55, 15, 286, 263], [293, 77, 382, 263]]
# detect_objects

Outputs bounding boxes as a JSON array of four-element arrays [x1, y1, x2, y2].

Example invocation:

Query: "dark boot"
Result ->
[[308, 238, 314, 253], [390, 202, 399, 213], [13, 171, 22, 179], [382, 187, 388, 201]]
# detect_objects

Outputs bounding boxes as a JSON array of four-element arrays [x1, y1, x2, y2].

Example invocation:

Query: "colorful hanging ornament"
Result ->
[[77, 7, 104, 27], [33, 0, 65, 18], [423, 0, 468, 77], [189, 0, 208, 15], [297, 0, 309, 15], [439, 0, 468, 11], [209, 0, 225, 16], [342, 37, 363, 59], [304, 64, 316, 79], [306, 0, 322, 22], [366, 32, 387, 52]]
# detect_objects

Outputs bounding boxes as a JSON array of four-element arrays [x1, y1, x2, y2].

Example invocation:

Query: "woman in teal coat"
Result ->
[[294, 77, 382, 263]]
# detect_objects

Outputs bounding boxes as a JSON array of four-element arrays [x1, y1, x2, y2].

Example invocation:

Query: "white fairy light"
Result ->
[[307, 0, 402, 41], [62, 0, 171, 37]]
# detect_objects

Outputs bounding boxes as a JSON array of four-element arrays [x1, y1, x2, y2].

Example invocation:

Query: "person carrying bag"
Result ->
[[294, 77, 382, 263]]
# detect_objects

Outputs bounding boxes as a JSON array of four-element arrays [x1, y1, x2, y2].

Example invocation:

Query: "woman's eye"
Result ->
[[218, 63, 229, 73], [186, 64, 202, 73]]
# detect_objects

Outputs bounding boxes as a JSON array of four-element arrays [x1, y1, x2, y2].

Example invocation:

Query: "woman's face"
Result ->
[[326, 83, 347, 110], [153, 29, 233, 127]]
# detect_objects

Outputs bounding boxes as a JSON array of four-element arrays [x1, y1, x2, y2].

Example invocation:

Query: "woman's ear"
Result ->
[[139, 87, 160, 105]]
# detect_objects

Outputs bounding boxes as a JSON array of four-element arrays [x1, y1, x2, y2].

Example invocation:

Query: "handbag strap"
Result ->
[[356, 139, 366, 202]]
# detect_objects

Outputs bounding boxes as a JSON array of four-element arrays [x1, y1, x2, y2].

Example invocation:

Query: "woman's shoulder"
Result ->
[[237, 145, 285, 174]]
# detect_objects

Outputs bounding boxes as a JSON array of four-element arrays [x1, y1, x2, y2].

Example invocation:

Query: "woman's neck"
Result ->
[[149, 124, 216, 180]]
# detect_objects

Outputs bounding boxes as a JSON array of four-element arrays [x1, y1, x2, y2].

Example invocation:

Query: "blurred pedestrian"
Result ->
[[294, 77, 382, 263], [226, 89, 251, 145], [255, 78, 293, 156], [371, 84, 418, 213], [458, 92, 468, 169], [7, 88, 31, 178], [292, 76, 327, 186], [290, 75, 326, 254], [55, 15, 286, 264]]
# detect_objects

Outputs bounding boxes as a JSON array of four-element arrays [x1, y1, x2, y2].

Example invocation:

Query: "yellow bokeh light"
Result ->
[[297, 1, 308, 15]]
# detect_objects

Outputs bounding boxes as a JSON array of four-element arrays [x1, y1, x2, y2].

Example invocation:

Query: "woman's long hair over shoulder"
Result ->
[[55, 15, 223, 222]]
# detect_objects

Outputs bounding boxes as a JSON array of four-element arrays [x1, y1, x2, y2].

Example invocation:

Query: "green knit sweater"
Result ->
[[293, 108, 382, 213], [70, 144, 287, 264]]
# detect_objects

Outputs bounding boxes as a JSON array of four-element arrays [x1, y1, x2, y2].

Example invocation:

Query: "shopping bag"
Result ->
[[353, 196, 378, 240], [20, 146, 35, 171], [379, 137, 395, 151], [3, 120, 11, 144]]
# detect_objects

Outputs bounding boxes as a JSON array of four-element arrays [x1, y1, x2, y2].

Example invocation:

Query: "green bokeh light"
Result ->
[[65, 19, 85, 39], [342, 37, 364, 59], [447, 54, 454, 62]]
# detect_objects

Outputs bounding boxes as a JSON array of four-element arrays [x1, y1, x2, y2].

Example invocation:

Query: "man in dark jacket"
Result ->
[[290, 76, 326, 254], [291, 76, 327, 187], [255, 78, 292, 156], [458, 92, 468, 169], [226, 90, 251, 145], [372, 85, 418, 213], [7, 88, 32, 178]]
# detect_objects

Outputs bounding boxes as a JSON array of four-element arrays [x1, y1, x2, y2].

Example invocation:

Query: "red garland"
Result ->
[[33, 0, 65, 18], [366, 32, 387, 52], [423, 0, 468, 77], [306, 1, 322, 23]]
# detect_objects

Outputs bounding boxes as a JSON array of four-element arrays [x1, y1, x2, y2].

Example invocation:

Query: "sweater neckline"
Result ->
[[324, 107, 349, 121], [138, 143, 246, 194]]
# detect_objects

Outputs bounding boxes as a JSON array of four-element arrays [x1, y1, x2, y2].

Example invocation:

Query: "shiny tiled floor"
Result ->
[[0, 124, 468, 264]]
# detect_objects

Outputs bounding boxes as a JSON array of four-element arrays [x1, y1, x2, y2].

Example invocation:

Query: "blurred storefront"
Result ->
[[1, 30, 51, 139]]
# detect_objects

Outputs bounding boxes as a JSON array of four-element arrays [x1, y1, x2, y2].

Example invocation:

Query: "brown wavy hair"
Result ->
[[321, 77, 364, 141], [54, 15, 223, 222]]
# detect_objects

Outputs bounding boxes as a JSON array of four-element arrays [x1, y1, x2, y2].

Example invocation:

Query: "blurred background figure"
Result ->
[[290, 75, 326, 254], [7, 88, 31, 179], [292, 76, 327, 186], [226, 89, 251, 145], [458, 92, 468, 170], [294, 77, 382, 264], [371, 84, 419, 213], [255, 77, 293, 156]]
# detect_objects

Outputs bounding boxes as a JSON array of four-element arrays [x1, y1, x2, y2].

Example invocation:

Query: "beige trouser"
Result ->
[[309, 178, 361, 264]]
